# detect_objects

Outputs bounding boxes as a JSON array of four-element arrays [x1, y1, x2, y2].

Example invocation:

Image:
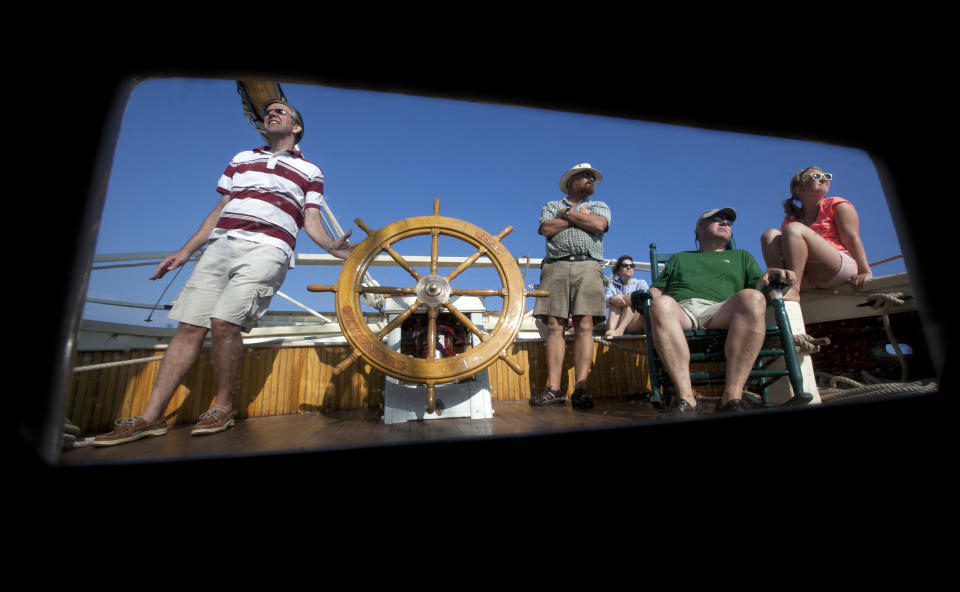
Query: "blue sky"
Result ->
[[83, 77, 906, 327]]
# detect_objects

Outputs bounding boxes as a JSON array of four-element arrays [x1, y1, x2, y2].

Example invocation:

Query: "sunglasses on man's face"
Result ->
[[578, 172, 596, 182], [263, 108, 291, 118], [702, 215, 733, 225], [806, 172, 833, 181]]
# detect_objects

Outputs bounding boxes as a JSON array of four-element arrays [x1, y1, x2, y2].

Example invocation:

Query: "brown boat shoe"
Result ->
[[94, 416, 168, 447], [190, 408, 237, 436], [715, 398, 750, 413]]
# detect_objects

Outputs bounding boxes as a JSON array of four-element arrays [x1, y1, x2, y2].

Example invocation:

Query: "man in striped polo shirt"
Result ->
[[531, 163, 611, 410], [95, 100, 356, 446]]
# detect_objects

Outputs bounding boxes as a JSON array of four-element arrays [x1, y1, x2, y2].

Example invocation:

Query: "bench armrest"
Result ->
[[630, 290, 652, 313]]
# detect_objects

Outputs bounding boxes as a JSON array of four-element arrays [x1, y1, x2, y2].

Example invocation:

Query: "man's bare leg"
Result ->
[[208, 317, 244, 414], [648, 296, 697, 407], [544, 315, 567, 391], [140, 322, 209, 423], [704, 290, 768, 405], [572, 315, 594, 386]]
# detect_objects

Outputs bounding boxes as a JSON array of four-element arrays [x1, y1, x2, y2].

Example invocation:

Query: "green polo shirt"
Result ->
[[651, 250, 763, 303]]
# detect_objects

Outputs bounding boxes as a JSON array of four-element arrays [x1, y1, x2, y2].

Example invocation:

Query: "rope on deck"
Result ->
[[817, 372, 938, 403]]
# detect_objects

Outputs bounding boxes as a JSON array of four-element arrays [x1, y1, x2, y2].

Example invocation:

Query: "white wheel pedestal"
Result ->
[[382, 296, 495, 424]]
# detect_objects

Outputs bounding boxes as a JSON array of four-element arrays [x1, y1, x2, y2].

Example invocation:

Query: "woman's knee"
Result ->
[[761, 228, 782, 246], [781, 221, 810, 240]]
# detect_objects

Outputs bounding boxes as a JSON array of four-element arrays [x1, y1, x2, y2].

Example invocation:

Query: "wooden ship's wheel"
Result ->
[[308, 199, 548, 414]]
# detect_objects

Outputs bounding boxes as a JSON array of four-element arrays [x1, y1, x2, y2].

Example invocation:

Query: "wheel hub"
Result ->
[[415, 274, 451, 307]]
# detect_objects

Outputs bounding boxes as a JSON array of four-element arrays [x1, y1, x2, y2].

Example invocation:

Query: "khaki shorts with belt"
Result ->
[[533, 257, 606, 322]]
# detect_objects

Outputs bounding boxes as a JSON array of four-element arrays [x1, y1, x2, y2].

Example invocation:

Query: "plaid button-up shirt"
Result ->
[[538, 197, 611, 261]]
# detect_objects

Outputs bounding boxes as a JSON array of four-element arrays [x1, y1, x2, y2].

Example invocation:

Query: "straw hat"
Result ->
[[558, 163, 603, 194]]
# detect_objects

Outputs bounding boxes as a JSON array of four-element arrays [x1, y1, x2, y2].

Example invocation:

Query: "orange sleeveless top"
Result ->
[[781, 196, 852, 252]]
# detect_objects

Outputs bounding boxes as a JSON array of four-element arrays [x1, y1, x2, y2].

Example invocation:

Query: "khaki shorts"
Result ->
[[533, 259, 606, 322], [168, 237, 289, 332], [677, 298, 725, 330]]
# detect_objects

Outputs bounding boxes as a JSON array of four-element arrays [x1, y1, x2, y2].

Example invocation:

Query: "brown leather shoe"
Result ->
[[660, 398, 703, 418], [716, 399, 749, 413], [94, 416, 167, 447], [190, 409, 237, 436]]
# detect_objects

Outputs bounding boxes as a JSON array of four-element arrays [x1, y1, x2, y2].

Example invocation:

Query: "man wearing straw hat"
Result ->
[[95, 99, 356, 446], [531, 163, 611, 410]]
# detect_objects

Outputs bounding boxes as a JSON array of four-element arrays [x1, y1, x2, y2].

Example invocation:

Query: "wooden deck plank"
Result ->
[[59, 397, 662, 466]]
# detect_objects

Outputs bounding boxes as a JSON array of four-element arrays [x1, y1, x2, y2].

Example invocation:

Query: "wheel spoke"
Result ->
[[333, 350, 359, 376], [446, 249, 486, 283], [358, 285, 416, 296], [374, 298, 422, 342], [446, 226, 513, 283], [382, 243, 423, 282], [442, 300, 489, 342], [426, 308, 438, 361], [425, 381, 436, 414], [450, 288, 507, 297], [498, 349, 525, 375], [430, 227, 440, 276], [306, 284, 336, 293]]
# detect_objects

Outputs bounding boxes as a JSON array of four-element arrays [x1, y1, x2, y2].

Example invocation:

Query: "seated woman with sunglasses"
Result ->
[[603, 255, 649, 336], [760, 166, 872, 301]]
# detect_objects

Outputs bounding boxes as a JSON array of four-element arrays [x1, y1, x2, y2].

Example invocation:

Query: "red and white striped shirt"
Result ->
[[211, 147, 325, 257]]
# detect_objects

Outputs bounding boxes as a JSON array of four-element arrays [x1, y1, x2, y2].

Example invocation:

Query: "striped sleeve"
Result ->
[[303, 170, 324, 210], [217, 159, 238, 195]]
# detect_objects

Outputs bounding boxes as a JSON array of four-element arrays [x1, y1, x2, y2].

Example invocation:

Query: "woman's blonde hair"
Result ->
[[783, 166, 822, 219]]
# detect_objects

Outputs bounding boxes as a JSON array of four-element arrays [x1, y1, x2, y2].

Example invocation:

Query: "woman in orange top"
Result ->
[[761, 166, 872, 301]]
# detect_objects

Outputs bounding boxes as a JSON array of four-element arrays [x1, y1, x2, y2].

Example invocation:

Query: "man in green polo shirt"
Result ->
[[649, 207, 795, 416]]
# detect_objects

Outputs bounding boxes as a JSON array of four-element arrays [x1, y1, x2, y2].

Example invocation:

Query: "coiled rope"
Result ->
[[814, 290, 935, 401], [817, 372, 938, 403]]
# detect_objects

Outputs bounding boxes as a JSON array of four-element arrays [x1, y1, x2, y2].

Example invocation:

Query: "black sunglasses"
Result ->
[[701, 215, 733, 225]]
